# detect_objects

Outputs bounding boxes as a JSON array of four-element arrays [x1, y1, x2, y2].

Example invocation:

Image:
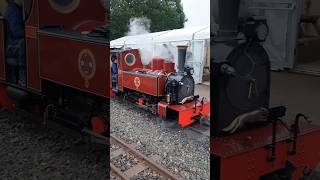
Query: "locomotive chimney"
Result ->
[[177, 45, 188, 73]]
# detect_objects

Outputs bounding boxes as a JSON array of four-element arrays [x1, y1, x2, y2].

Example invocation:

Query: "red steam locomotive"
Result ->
[[110, 46, 210, 127], [0, 0, 109, 136]]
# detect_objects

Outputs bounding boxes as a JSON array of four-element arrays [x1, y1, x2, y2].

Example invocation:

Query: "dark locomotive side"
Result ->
[[212, 0, 320, 179], [0, 0, 109, 137]]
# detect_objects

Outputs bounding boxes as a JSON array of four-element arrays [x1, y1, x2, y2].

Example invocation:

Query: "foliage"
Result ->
[[110, 0, 186, 40]]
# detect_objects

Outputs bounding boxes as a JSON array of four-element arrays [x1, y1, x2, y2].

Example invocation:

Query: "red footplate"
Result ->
[[158, 99, 210, 127], [211, 122, 320, 180]]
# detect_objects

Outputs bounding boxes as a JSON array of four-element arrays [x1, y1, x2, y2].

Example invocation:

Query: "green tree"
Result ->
[[110, 0, 186, 40]]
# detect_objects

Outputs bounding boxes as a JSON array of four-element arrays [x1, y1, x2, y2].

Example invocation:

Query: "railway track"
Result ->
[[110, 135, 178, 180], [187, 124, 210, 137], [119, 97, 210, 138]]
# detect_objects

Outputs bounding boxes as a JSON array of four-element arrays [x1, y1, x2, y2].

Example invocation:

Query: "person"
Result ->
[[2, 0, 25, 86], [111, 55, 118, 91]]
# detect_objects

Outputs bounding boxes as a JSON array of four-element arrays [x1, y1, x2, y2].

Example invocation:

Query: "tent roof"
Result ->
[[111, 25, 210, 48], [153, 26, 209, 42]]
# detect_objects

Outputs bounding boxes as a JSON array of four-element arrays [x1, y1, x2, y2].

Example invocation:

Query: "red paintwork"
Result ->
[[158, 101, 168, 118], [0, 85, 15, 110], [212, 122, 320, 180], [164, 61, 175, 74], [23, 0, 106, 93], [109, 89, 116, 97], [122, 71, 164, 96], [91, 116, 107, 134], [151, 58, 165, 70], [25, 0, 41, 91], [39, 34, 110, 97], [159, 100, 211, 127], [167, 100, 210, 127], [138, 98, 144, 105], [25, 26, 38, 39], [119, 49, 143, 71], [0, 19, 5, 80], [158, 76, 167, 96], [119, 51, 172, 97], [118, 49, 143, 91], [26, 26, 41, 91], [38, 0, 105, 30], [118, 69, 123, 91]]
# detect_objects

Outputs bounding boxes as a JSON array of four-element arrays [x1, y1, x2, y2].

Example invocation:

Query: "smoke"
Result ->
[[137, 43, 154, 65], [127, 17, 151, 36], [137, 43, 176, 66], [153, 44, 175, 61], [125, 17, 182, 67], [126, 17, 153, 65]]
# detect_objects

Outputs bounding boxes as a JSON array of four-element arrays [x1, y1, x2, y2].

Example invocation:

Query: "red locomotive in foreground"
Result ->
[[110, 46, 210, 127], [0, 0, 109, 136], [212, 0, 320, 179]]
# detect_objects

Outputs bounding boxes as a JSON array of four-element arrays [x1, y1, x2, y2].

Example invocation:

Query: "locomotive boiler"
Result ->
[[111, 45, 210, 127], [212, 0, 320, 179]]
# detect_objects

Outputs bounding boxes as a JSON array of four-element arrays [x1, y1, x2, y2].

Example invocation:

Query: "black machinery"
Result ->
[[212, 0, 271, 135], [165, 45, 195, 105]]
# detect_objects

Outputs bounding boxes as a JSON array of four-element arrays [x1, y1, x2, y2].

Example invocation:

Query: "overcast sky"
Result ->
[[181, 0, 210, 28]]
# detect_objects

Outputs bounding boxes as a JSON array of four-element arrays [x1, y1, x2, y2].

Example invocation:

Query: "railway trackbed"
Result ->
[[0, 110, 107, 179], [187, 124, 210, 137], [119, 97, 210, 138], [110, 135, 178, 180]]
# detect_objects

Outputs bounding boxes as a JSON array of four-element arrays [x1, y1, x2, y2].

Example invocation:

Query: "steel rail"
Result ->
[[110, 134, 178, 180]]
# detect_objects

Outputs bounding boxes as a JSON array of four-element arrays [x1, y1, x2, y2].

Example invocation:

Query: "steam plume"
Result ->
[[127, 17, 151, 36]]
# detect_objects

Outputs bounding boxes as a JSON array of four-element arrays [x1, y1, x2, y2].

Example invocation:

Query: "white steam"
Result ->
[[137, 43, 176, 66], [126, 17, 153, 65], [126, 17, 178, 66], [153, 44, 175, 61], [137, 43, 153, 65], [127, 17, 151, 36]]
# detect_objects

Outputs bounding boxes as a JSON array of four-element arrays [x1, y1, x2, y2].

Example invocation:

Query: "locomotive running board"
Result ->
[[159, 100, 210, 127]]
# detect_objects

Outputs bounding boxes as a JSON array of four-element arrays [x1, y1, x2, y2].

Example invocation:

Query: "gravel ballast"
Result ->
[[0, 111, 107, 180], [110, 98, 210, 180]]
